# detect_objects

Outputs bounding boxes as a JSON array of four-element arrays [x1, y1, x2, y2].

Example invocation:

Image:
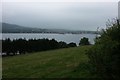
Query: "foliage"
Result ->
[[79, 37, 90, 46], [68, 42, 77, 47], [86, 19, 120, 79], [2, 38, 77, 56]]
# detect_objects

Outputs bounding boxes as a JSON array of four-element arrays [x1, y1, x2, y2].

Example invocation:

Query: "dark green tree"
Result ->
[[58, 41, 68, 48], [68, 42, 77, 47], [2, 38, 12, 55], [79, 37, 90, 45]]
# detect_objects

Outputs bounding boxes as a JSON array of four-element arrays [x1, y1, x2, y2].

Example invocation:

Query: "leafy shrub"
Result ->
[[68, 42, 77, 47], [79, 37, 90, 45], [86, 19, 120, 79]]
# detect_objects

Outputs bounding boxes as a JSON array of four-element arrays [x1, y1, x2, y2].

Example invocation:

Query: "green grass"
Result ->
[[3, 46, 95, 78]]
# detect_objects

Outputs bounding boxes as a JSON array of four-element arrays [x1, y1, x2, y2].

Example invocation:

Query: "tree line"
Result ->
[[2, 38, 77, 56]]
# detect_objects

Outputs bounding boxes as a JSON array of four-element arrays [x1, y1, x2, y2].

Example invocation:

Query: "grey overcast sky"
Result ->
[[2, 2, 118, 31]]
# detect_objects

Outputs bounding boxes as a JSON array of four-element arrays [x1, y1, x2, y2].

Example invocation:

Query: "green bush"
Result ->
[[86, 19, 120, 79], [79, 37, 90, 45]]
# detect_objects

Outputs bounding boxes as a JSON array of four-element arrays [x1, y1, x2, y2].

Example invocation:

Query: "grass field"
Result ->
[[2, 46, 95, 78]]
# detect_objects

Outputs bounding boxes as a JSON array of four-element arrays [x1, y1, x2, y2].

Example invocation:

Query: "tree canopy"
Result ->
[[2, 38, 77, 56], [79, 37, 90, 45]]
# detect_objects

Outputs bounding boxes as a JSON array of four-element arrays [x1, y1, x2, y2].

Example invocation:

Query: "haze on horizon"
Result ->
[[2, 2, 118, 31]]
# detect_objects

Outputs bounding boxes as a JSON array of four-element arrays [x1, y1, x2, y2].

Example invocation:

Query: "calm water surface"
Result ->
[[2, 33, 97, 45]]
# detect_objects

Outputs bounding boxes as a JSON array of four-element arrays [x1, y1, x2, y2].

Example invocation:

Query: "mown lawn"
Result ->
[[2, 45, 95, 78]]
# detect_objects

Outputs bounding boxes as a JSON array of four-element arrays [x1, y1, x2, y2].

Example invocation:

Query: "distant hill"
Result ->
[[1, 22, 99, 34], [2, 22, 45, 33]]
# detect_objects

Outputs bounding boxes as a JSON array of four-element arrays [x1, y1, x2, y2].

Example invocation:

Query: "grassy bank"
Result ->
[[3, 46, 95, 78]]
